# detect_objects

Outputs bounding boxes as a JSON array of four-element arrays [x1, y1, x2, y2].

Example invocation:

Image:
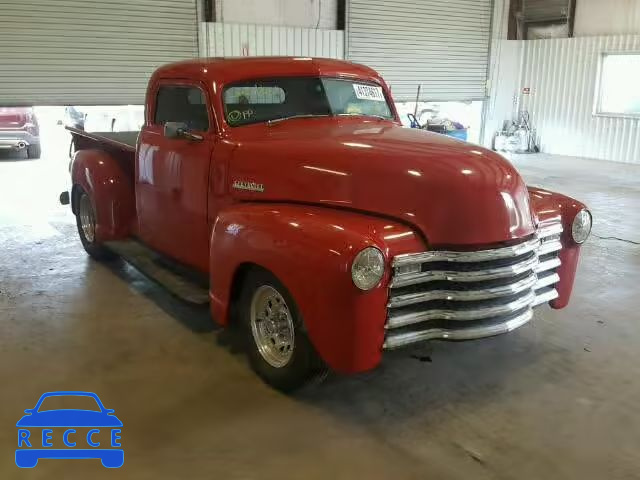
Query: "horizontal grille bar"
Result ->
[[537, 221, 563, 239], [390, 253, 539, 288], [393, 220, 563, 269], [383, 309, 534, 349], [388, 272, 537, 307], [392, 237, 540, 266], [386, 290, 536, 329], [538, 239, 562, 256], [532, 287, 559, 306], [535, 257, 561, 273], [535, 272, 560, 290]]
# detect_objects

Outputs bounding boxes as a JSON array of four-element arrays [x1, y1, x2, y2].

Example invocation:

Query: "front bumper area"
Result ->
[[384, 218, 563, 349]]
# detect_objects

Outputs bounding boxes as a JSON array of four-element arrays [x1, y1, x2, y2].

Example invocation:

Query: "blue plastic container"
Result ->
[[445, 129, 468, 141]]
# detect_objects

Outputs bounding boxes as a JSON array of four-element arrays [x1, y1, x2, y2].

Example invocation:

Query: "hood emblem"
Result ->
[[232, 180, 264, 193]]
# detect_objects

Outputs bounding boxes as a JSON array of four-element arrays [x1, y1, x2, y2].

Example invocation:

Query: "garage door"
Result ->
[[0, 0, 198, 106], [347, 0, 492, 102]]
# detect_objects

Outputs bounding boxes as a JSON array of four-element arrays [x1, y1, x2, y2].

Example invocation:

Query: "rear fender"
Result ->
[[71, 149, 135, 242], [209, 203, 424, 373], [529, 187, 588, 309]]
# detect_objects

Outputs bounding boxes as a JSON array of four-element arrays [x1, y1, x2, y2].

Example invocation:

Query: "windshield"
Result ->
[[223, 77, 394, 126], [37, 395, 102, 412]]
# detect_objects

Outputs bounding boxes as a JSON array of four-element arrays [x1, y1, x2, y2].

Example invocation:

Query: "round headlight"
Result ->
[[571, 209, 592, 244], [351, 247, 385, 290]]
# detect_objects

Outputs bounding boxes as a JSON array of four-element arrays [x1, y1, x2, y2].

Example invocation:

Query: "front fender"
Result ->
[[209, 203, 424, 374], [71, 149, 135, 242], [529, 187, 588, 309]]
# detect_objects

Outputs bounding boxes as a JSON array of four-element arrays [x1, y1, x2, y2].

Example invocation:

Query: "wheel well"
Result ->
[[70, 184, 83, 215], [227, 262, 266, 325]]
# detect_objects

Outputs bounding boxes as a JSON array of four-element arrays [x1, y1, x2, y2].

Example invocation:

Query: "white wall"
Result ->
[[483, 41, 523, 146], [487, 35, 640, 164], [575, 0, 640, 36], [214, 0, 338, 29], [199, 22, 344, 58], [483, 0, 517, 143]]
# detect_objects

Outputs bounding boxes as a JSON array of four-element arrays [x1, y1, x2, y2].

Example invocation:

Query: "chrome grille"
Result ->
[[384, 218, 563, 349]]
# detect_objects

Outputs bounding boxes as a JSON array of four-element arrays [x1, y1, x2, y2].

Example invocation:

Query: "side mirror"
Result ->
[[163, 121, 185, 139], [164, 121, 203, 141], [105, 409, 115, 415], [24, 409, 33, 414]]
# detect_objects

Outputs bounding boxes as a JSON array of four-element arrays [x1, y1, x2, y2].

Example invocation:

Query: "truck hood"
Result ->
[[228, 119, 535, 246]]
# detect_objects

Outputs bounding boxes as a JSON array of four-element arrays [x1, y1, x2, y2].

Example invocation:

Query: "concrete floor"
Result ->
[[0, 141, 639, 479]]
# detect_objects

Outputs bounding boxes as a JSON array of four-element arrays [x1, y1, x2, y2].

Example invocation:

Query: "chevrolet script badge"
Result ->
[[232, 180, 264, 193]]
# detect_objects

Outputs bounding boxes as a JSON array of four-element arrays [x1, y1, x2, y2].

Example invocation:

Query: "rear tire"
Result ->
[[26, 144, 41, 159], [239, 268, 327, 392], [75, 187, 116, 261]]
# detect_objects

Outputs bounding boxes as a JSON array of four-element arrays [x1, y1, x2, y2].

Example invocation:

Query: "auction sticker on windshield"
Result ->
[[353, 84, 385, 102]]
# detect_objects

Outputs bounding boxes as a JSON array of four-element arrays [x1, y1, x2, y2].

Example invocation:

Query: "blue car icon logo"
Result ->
[[16, 391, 123, 468]]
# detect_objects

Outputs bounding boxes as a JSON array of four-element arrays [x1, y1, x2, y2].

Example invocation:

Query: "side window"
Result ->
[[154, 85, 209, 131]]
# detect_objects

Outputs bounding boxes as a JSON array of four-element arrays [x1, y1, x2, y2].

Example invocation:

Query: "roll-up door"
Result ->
[[0, 0, 198, 106], [347, 0, 492, 102]]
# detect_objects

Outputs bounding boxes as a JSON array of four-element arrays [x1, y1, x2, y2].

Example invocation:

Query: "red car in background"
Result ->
[[0, 107, 41, 158]]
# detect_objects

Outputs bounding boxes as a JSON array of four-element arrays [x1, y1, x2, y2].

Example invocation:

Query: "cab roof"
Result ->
[[151, 57, 385, 86]]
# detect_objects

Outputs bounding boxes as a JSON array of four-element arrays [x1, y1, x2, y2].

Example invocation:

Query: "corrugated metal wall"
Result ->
[[0, 0, 199, 106], [199, 23, 344, 59], [346, 0, 493, 102], [519, 35, 640, 164]]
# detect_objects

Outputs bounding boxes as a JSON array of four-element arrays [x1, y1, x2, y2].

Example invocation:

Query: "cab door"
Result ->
[[136, 81, 215, 272]]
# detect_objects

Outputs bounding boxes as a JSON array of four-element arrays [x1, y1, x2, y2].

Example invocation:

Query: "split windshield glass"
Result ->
[[222, 77, 394, 126]]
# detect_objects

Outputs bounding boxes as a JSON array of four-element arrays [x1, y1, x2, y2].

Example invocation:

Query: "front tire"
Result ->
[[239, 269, 326, 392], [75, 188, 116, 260]]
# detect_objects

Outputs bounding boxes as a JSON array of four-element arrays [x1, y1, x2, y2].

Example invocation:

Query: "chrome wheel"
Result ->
[[250, 285, 295, 368], [78, 194, 96, 243]]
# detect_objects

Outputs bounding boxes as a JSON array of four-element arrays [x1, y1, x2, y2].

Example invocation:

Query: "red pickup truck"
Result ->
[[61, 57, 591, 391]]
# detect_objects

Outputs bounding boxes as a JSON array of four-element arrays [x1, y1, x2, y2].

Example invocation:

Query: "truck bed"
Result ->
[[67, 127, 139, 152], [67, 127, 138, 183], [90, 131, 139, 149]]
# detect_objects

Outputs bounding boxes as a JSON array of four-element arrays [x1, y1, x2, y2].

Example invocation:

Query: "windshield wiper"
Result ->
[[337, 113, 389, 120], [267, 114, 329, 126]]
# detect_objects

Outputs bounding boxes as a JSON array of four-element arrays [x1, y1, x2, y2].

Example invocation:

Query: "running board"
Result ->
[[105, 240, 209, 304]]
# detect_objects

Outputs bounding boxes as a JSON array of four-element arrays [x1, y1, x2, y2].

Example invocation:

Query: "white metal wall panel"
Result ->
[[0, 0, 198, 106], [519, 35, 640, 164], [214, 0, 338, 29], [482, 0, 511, 144], [574, 0, 640, 37], [346, 0, 493, 102], [199, 23, 344, 59]]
